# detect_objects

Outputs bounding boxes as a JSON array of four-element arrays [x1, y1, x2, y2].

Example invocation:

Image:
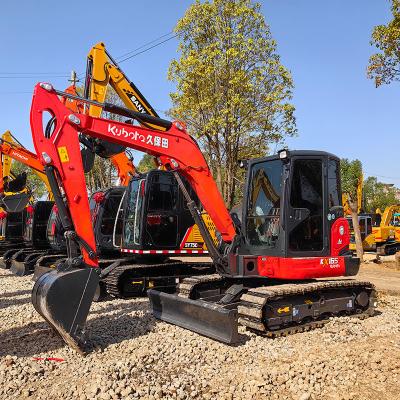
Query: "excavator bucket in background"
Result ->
[[2, 192, 30, 212], [32, 266, 99, 354]]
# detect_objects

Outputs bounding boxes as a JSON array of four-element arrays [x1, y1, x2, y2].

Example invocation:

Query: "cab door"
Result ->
[[286, 156, 328, 257]]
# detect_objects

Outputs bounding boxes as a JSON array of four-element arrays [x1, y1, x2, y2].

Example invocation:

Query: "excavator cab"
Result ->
[[90, 187, 125, 255], [121, 170, 214, 254], [46, 188, 125, 256], [241, 151, 346, 259], [24, 201, 54, 248]]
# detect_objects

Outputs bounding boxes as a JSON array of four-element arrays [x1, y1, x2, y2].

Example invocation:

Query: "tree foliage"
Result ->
[[11, 161, 47, 200], [137, 153, 157, 173], [341, 159, 363, 204], [85, 87, 122, 193], [168, 0, 296, 207], [363, 176, 398, 212], [367, 0, 400, 86]]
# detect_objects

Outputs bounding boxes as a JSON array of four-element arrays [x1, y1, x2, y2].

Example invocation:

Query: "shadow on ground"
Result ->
[[0, 289, 31, 299], [0, 300, 157, 357], [0, 289, 32, 310]]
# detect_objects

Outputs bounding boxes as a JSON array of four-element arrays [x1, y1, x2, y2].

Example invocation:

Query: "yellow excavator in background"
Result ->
[[344, 173, 400, 255]]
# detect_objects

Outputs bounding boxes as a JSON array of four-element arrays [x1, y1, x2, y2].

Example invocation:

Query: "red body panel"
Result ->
[[257, 255, 346, 279], [330, 217, 350, 256]]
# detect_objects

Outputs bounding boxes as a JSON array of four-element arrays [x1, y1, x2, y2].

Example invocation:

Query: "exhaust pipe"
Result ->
[[32, 266, 99, 354]]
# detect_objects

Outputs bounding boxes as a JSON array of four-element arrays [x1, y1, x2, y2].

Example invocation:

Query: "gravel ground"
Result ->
[[1, 268, 400, 400]]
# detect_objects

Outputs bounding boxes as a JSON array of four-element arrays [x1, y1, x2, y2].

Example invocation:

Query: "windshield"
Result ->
[[246, 159, 283, 247]]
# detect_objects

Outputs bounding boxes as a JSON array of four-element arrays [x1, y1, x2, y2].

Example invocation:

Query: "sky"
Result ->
[[0, 1, 398, 185]]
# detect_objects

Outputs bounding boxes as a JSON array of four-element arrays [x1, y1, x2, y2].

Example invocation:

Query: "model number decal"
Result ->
[[320, 257, 340, 269]]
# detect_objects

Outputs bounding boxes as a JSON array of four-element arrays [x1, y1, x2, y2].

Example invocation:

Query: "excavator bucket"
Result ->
[[148, 289, 239, 344], [32, 267, 99, 354], [2, 192, 30, 212]]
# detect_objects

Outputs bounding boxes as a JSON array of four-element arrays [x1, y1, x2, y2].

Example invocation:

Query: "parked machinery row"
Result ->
[[1, 42, 376, 355]]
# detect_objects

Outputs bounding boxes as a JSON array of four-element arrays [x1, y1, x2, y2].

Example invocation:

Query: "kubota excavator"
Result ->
[[29, 83, 376, 353], [32, 72, 214, 299]]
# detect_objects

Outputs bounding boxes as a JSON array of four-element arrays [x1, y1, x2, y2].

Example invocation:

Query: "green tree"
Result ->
[[11, 161, 47, 200], [85, 157, 117, 193], [367, 0, 400, 86], [168, 0, 296, 207], [84, 87, 122, 193], [363, 176, 397, 213], [137, 153, 157, 173], [341, 159, 364, 260]]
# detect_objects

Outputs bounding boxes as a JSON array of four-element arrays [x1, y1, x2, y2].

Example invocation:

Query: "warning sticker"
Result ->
[[58, 147, 69, 163]]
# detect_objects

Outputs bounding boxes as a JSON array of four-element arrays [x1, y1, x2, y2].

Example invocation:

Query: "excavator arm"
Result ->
[[1, 131, 14, 182], [85, 42, 163, 129], [30, 83, 235, 267]]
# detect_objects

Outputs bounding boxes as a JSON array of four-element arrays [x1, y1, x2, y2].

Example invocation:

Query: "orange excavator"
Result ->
[[29, 83, 375, 353]]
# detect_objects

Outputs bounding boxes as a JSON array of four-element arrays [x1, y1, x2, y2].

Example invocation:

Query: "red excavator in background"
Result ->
[[29, 83, 376, 353]]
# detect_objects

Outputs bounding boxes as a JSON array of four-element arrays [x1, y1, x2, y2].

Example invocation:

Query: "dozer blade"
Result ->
[[2, 192, 30, 212], [148, 289, 239, 344], [32, 267, 99, 354]]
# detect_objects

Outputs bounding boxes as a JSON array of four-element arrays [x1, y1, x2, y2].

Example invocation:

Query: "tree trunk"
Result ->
[[395, 251, 400, 270], [350, 206, 364, 262]]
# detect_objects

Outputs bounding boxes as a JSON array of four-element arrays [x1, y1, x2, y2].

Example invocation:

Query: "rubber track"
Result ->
[[103, 262, 214, 299], [238, 280, 376, 337], [175, 277, 376, 338], [177, 274, 225, 297]]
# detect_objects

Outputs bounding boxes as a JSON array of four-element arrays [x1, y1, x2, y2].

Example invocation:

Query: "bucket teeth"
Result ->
[[31, 267, 99, 354]]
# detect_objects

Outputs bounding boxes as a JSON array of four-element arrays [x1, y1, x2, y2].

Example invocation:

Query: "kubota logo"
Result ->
[[107, 124, 169, 149]]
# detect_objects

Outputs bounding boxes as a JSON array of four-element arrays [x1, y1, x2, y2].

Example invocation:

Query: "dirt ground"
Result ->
[[0, 259, 400, 400]]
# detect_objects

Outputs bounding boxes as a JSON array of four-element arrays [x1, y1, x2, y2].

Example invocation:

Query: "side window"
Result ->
[[148, 174, 178, 211], [289, 159, 324, 252], [328, 159, 341, 212], [123, 179, 144, 246], [101, 194, 123, 235]]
